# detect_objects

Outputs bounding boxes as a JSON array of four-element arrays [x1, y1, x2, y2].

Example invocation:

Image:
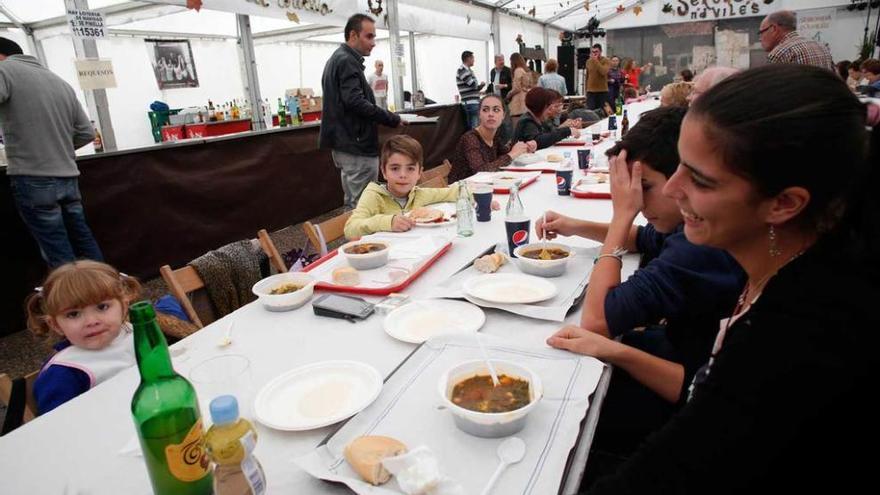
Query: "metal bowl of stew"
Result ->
[[438, 359, 543, 438]]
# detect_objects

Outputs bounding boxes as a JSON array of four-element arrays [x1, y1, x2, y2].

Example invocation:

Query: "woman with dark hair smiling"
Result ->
[[587, 64, 878, 494], [538, 107, 745, 478]]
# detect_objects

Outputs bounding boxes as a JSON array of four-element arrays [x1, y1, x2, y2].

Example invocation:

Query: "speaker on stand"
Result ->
[[557, 45, 575, 95]]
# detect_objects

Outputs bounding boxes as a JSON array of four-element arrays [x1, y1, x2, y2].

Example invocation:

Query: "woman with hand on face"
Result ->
[[536, 107, 745, 474], [449, 94, 536, 183], [587, 64, 879, 494], [514, 88, 583, 150]]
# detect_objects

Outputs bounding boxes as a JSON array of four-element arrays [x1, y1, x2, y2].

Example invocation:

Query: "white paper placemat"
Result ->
[[306, 233, 452, 290], [293, 334, 606, 495], [425, 244, 597, 321]]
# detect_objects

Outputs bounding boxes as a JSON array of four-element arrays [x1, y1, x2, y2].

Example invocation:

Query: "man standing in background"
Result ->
[[368, 60, 388, 109], [585, 44, 611, 111], [760, 10, 834, 70], [487, 54, 512, 101], [320, 14, 403, 210], [456, 50, 485, 130], [0, 37, 103, 268]]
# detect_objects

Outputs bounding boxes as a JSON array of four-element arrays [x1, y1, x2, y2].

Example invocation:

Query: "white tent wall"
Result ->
[[39, 32, 246, 150]]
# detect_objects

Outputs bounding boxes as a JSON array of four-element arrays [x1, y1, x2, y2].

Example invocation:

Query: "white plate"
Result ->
[[463, 273, 558, 304], [254, 361, 382, 431], [383, 299, 485, 344], [409, 202, 457, 228], [514, 153, 542, 165]]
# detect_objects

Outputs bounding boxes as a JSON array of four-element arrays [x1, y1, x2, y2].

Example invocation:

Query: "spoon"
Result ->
[[540, 211, 550, 260], [479, 437, 526, 495], [475, 333, 500, 387], [218, 317, 235, 347]]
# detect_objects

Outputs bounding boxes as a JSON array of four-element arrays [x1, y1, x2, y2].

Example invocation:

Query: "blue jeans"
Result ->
[[463, 101, 480, 130], [10, 176, 104, 268]]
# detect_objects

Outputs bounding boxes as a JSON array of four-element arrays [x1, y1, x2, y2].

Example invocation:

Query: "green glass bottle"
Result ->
[[130, 301, 212, 495], [277, 97, 288, 127]]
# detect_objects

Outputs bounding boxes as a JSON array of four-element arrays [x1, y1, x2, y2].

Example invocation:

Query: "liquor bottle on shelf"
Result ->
[[91, 121, 103, 153], [208, 100, 217, 122], [231, 99, 240, 120], [277, 98, 288, 128]]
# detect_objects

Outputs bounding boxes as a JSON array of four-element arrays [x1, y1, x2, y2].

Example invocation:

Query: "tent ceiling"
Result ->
[[0, 0, 628, 31]]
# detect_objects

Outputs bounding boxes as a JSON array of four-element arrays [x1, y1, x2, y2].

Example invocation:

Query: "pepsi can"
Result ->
[[608, 115, 618, 130], [505, 216, 531, 257]]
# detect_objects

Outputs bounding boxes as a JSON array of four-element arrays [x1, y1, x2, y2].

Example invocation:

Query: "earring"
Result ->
[[768, 225, 782, 257]]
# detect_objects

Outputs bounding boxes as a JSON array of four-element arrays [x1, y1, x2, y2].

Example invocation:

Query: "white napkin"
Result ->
[[382, 446, 465, 495]]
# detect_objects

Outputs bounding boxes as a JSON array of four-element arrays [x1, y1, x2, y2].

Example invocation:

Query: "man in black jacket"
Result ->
[[486, 54, 512, 100], [319, 14, 403, 209]]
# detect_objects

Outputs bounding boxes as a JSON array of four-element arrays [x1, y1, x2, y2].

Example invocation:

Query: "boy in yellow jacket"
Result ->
[[345, 135, 467, 239]]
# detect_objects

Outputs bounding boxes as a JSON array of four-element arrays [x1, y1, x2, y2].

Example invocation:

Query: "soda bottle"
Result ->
[[277, 98, 288, 127], [621, 109, 630, 137], [456, 180, 474, 237], [205, 395, 267, 495], [130, 301, 212, 495], [505, 183, 530, 257]]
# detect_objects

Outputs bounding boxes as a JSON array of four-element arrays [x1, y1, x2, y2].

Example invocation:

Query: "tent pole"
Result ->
[[65, 0, 117, 152], [386, 0, 405, 111], [491, 8, 502, 56], [236, 14, 265, 130], [408, 31, 419, 94]]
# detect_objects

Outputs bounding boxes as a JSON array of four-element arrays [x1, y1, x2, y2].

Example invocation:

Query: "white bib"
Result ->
[[43, 325, 135, 388]]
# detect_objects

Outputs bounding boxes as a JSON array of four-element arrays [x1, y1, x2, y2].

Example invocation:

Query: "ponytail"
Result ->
[[24, 289, 54, 337]]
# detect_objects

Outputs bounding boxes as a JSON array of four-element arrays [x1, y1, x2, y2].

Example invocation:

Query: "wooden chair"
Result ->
[[419, 175, 447, 188], [419, 159, 452, 185], [303, 210, 353, 254], [1, 370, 39, 432], [257, 229, 287, 273], [159, 264, 206, 328]]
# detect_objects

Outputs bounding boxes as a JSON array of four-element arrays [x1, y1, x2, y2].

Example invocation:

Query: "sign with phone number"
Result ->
[[67, 9, 106, 39]]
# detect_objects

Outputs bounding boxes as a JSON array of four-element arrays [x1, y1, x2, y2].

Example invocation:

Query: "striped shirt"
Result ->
[[456, 64, 481, 103], [767, 31, 834, 71]]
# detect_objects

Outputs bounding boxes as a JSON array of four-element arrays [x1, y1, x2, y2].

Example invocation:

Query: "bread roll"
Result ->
[[332, 266, 361, 286], [409, 207, 444, 223], [344, 436, 408, 485], [474, 252, 508, 273], [546, 153, 563, 163]]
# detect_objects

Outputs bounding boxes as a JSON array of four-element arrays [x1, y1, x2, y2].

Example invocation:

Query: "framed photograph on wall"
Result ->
[[146, 39, 199, 89]]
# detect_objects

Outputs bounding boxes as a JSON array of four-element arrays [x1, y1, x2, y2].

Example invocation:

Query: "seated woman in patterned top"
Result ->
[[448, 94, 536, 183]]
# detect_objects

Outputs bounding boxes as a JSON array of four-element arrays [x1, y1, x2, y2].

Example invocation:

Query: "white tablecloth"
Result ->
[[0, 99, 660, 494]]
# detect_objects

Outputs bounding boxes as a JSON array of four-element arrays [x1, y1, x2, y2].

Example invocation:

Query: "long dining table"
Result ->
[[0, 98, 661, 494]]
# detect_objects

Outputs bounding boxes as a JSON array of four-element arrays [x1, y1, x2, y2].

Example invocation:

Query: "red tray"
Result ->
[[302, 241, 452, 296], [492, 173, 540, 194], [571, 189, 611, 199], [555, 140, 587, 146]]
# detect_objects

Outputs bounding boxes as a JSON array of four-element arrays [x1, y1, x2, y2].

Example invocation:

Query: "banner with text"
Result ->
[[661, 0, 777, 24], [75, 59, 117, 90], [67, 9, 106, 39]]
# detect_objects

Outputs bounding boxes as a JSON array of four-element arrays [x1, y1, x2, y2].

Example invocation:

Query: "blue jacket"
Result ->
[[604, 224, 746, 397]]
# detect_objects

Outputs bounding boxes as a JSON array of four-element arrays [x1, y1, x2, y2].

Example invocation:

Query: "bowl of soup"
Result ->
[[339, 241, 390, 270], [438, 359, 543, 438], [512, 242, 574, 277], [252, 272, 317, 311]]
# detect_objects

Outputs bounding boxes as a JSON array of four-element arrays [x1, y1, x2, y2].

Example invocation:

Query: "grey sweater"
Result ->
[[0, 55, 94, 177]]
